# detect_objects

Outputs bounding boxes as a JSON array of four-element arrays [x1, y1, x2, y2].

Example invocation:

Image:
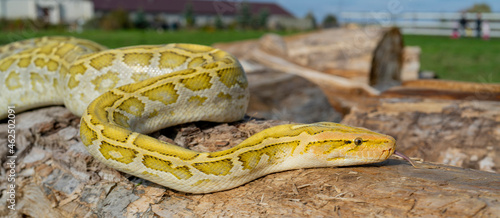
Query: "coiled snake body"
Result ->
[[0, 37, 396, 193]]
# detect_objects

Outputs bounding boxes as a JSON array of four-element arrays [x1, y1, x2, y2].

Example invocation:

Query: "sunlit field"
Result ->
[[404, 35, 499, 83], [1, 30, 497, 83], [0, 29, 297, 48]]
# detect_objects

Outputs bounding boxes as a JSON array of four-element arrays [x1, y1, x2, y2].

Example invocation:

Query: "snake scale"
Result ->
[[0, 37, 396, 193]]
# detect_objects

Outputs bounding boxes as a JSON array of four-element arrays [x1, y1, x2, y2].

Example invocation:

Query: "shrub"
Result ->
[[100, 9, 131, 30]]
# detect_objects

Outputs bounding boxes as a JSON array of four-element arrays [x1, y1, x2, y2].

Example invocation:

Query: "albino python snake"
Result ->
[[0, 37, 396, 193]]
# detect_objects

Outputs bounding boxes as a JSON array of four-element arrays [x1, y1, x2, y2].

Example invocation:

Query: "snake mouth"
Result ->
[[373, 147, 394, 161], [341, 148, 395, 165]]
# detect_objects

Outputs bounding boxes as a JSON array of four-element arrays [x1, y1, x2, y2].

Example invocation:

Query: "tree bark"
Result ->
[[382, 79, 500, 101], [342, 98, 500, 173], [1, 106, 499, 217]]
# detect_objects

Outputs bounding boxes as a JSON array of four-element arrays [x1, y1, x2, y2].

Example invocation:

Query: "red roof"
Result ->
[[92, 0, 294, 17]]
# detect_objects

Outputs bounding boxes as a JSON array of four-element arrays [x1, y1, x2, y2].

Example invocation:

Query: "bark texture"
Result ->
[[1, 106, 499, 217], [342, 98, 500, 173]]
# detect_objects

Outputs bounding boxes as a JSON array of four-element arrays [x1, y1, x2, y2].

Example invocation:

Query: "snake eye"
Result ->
[[354, 138, 363, 146]]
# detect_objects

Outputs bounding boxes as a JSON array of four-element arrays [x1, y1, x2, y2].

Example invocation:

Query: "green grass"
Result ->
[[0, 29, 297, 48], [403, 35, 500, 83], [1, 30, 497, 83]]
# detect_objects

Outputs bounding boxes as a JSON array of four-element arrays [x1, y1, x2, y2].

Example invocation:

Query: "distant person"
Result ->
[[482, 21, 490, 40], [451, 22, 459, 39], [459, 13, 467, 37], [451, 28, 459, 39], [476, 13, 483, 38], [171, 22, 179, 31]]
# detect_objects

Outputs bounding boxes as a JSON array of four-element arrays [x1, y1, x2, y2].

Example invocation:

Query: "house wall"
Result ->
[[1, 0, 302, 29], [60, 0, 93, 23], [139, 12, 310, 30], [0, 0, 93, 24], [35, 0, 60, 24], [127, 11, 236, 28], [268, 15, 314, 30], [0, 0, 37, 20]]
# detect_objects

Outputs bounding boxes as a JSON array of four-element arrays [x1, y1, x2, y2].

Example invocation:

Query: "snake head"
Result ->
[[298, 122, 396, 167]]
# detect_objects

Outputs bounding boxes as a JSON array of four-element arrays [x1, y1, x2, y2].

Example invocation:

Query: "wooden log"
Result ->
[[382, 79, 500, 101], [215, 27, 407, 114], [400, 46, 421, 81], [368, 28, 404, 90], [284, 27, 404, 90], [215, 27, 407, 85], [246, 67, 342, 123], [342, 98, 500, 173], [250, 48, 378, 114], [1, 106, 499, 217]]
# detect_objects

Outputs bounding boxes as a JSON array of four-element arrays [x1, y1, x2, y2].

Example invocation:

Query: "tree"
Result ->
[[184, 2, 195, 27], [250, 15, 260, 29], [257, 8, 269, 29], [100, 9, 131, 30], [249, 8, 269, 30], [133, 10, 148, 29], [322, 14, 338, 28], [305, 11, 317, 29], [237, 1, 251, 29], [465, 3, 492, 13], [215, 15, 224, 30]]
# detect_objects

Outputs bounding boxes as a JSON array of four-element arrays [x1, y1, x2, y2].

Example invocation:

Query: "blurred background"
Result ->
[[1, 2, 500, 216], [0, 0, 498, 83]]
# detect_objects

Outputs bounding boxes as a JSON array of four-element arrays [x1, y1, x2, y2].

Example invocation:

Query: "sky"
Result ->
[[250, 0, 500, 20]]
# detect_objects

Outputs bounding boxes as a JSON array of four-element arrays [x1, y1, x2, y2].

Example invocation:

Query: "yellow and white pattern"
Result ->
[[0, 37, 396, 193]]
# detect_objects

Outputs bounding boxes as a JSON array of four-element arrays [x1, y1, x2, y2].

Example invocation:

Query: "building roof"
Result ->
[[92, 0, 294, 17]]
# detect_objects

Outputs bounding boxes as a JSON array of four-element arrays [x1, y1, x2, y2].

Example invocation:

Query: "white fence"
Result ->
[[340, 12, 500, 37]]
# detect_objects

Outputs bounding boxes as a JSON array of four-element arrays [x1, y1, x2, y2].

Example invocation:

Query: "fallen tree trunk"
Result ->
[[1, 106, 499, 217], [214, 27, 407, 114], [284, 27, 404, 91], [250, 48, 378, 114], [246, 68, 342, 123], [382, 79, 500, 101]]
